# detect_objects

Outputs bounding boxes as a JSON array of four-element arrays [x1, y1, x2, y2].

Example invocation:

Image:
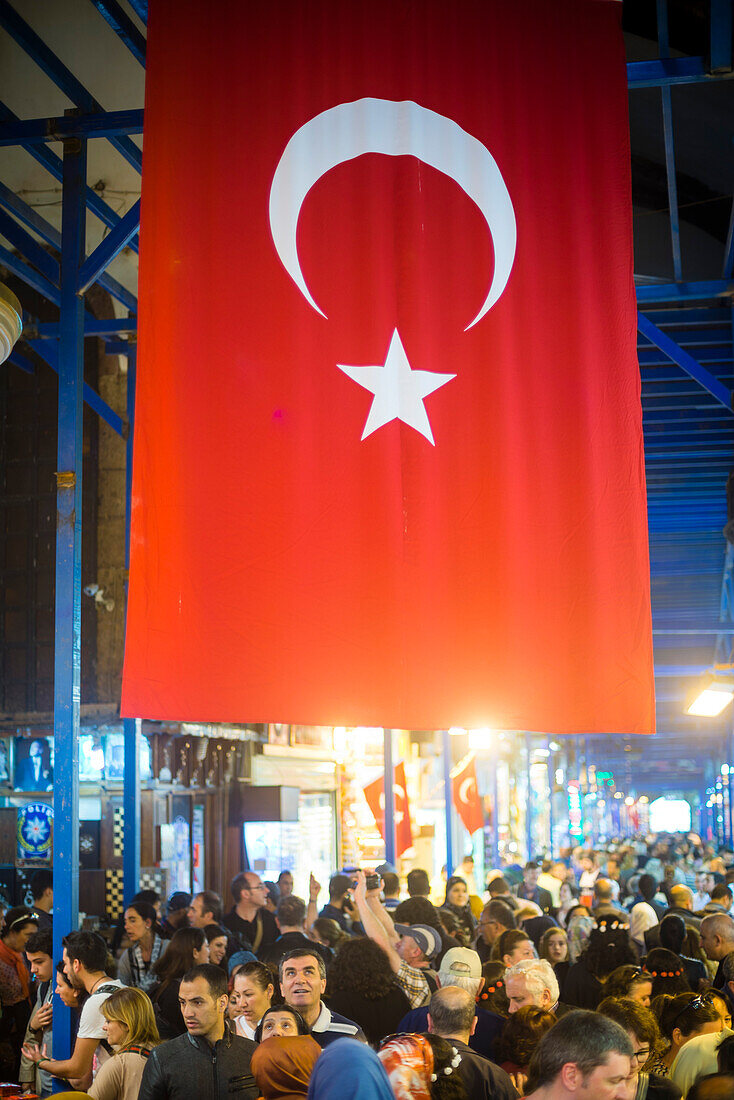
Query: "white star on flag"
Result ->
[[337, 328, 456, 444]]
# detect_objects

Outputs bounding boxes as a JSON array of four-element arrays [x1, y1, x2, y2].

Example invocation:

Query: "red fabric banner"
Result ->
[[363, 763, 414, 857], [122, 0, 654, 733], [451, 755, 484, 836]]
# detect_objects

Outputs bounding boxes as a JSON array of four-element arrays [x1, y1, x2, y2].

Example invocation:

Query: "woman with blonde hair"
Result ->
[[88, 986, 160, 1100]]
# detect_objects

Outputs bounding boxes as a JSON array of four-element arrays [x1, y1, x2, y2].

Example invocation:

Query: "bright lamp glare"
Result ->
[[687, 684, 734, 717]]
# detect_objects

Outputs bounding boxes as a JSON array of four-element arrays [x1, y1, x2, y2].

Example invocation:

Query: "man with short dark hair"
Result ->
[[522, 1009, 632, 1100], [23, 931, 123, 1084], [406, 868, 431, 897], [19, 930, 54, 1096], [138, 963, 258, 1100], [487, 877, 519, 910], [188, 891, 224, 929], [260, 896, 330, 967], [476, 900, 516, 964], [318, 874, 354, 932], [703, 884, 734, 917], [29, 870, 53, 931], [382, 872, 401, 910], [592, 879, 628, 924], [427, 987, 517, 1100], [517, 862, 553, 914], [279, 948, 365, 1046], [222, 872, 277, 956]]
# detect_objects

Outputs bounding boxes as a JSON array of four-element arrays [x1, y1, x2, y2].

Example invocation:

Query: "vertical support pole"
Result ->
[[729, 729, 734, 848], [52, 122, 86, 1061], [383, 729, 396, 866], [657, 0, 682, 281], [525, 732, 533, 861], [123, 332, 140, 903], [490, 755, 499, 870], [442, 729, 454, 876], [547, 739, 554, 857]]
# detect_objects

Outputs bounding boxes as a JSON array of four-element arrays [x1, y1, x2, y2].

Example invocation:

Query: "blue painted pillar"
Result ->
[[52, 123, 86, 1061], [383, 729, 396, 865], [525, 732, 533, 861], [547, 739, 554, 857], [123, 333, 140, 903], [442, 729, 454, 876]]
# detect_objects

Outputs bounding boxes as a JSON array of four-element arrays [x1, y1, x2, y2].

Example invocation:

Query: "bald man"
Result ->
[[700, 914, 734, 990], [427, 987, 517, 1100], [645, 882, 701, 951]]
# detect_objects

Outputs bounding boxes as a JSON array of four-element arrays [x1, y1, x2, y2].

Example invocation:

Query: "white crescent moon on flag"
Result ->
[[269, 98, 517, 331], [459, 777, 475, 805]]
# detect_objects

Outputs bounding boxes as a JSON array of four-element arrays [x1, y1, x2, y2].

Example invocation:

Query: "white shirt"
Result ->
[[235, 1015, 257, 1040], [692, 891, 711, 911], [77, 979, 125, 1074]]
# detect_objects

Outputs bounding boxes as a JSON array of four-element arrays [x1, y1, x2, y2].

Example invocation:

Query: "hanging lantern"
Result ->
[[0, 283, 22, 365]]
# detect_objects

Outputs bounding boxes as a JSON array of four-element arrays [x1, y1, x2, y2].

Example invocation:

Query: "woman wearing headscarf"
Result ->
[[630, 903, 659, 955], [306, 1040, 393, 1100], [441, 878, 476, 946], [251, 1035, 320, 1100], [378, 1033, 467, 1100]]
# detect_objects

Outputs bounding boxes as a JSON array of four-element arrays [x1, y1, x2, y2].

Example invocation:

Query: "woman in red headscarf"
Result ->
[[377, 1033, 466, 1100], [251, 1035, 321, 1100]]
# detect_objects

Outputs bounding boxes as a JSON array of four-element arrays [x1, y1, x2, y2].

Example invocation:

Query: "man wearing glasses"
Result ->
[[222, 872, 277, 957]]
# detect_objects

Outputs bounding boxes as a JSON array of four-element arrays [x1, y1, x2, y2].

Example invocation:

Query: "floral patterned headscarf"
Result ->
[[378, 1034, 434, 1100]]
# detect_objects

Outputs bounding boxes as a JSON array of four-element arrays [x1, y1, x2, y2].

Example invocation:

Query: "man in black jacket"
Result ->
[[426, 986, 517, 1100], [138, 964, 258, 1100]]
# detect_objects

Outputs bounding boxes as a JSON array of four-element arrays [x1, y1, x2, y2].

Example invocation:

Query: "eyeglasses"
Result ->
[[631, 1048, 650, 1064]]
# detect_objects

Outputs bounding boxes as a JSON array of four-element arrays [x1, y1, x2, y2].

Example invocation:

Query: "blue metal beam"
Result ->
[[0, 1, 142, 174], [637, 313, 732, 410], [723, 201, 734, 280], [123, 331, 140, 903], [656, 0, 682, 282], [33, 317, 137, 338], [0, 180, 137, 313], [384, 729, 396, 866], [636, 280, 733, 302], [89, 0, 146, 65], [626, 57, 710, 87], [0, 208, 59, 285], [126, 0, 147, 25], [0, 107, 144, 145], [0, 104, 140, 257], [711, 0, 733, 73], [7, 348, 35, 374], [78, 200, 140, 294], [21, 337, 125, 437], [52, 127, 85, 1062], [0, 242, 60, 304]]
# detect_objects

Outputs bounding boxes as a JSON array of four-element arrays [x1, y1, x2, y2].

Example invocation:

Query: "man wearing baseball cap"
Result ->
[[353, 870, 434, 1007], [397, 946, 506, 1060]]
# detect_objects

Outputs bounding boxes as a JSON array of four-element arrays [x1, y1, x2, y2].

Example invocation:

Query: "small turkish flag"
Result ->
[[451, 754, 484, 836], [363, 762, 414, 857]]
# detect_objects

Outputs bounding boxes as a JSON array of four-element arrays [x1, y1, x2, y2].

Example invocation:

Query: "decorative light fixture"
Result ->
[[686, 675, 734, 717], [0, 283, 22, 365]]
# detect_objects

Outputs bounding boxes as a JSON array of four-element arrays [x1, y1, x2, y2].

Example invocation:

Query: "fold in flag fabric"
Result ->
[[363, 763, 414, 857], [122, 0, 655, 734], [451, 754, 484, 836]]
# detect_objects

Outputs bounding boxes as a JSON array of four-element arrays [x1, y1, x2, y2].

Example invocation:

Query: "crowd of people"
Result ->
[[1, 836, 734, 1099]]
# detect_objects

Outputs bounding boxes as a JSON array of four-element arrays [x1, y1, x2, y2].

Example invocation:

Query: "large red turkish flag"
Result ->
[[363, 763, 414, 858], [122, 0, 654, 733]]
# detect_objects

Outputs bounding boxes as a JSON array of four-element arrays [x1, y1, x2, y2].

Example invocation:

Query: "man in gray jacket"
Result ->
[[138, 964, 257, 1100]]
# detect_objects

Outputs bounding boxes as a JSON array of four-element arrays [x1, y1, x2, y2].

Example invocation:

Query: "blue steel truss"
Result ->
[[0, 0, 733, 1024]]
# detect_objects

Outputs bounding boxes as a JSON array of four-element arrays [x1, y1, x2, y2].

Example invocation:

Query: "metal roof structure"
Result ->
[[0, 0, 733, 861]]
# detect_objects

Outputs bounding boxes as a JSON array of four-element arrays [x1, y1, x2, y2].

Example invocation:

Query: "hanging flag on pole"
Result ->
[[123, 0, 654, 735], [451, 754, 484, 836], [363, 762, 414, 857]]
